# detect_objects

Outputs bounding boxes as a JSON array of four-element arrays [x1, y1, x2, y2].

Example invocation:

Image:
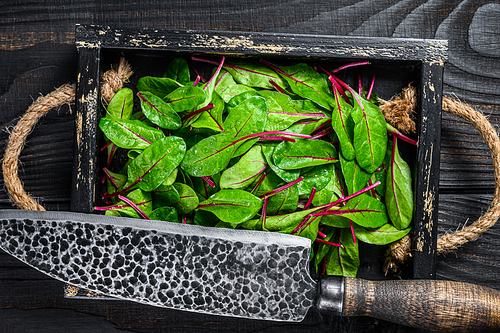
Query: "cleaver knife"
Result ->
[[0, 209, 499, 332]]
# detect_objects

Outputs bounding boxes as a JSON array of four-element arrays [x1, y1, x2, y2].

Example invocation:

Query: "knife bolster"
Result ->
[[316, 276, 345, 316]]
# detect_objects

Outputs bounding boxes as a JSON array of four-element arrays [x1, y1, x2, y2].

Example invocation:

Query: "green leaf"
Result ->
[[261, 145, 300, 183], [339, 153, 372, 195], [220, 145, 266, 189], [99, 117, 164, 150], [259, 91, 326, 132], [331, 85, 355, 160], [326, 229, 359, 277], [267, 62, 334, 111], [136, 76, 183, 99], [350, 91, 388, 173], [354, 224, 411, 245], [164, 58, 190, 84], [113, 189, 153, 218], [297, 165, 331, 196], [224, 61, 287, 89], [311, 166, 343, 206], [198, 189, 262, 224], [137, 91, 182, 130], [332, 194, 387, 228], [219, 84, 256, 103], [152, 184, 180, 208], [181, 133, 252, 177], [106, 88, 134, 120], [194, 210, 220, 227], [224, 96, 267, 138], [273, 140, 338, 170], [127, 136, 186, 191], [190, 91, 225, 132], [164, 86, 206, 112], [214, 70, 237, 96], [266, 183, 299, 216], [190, 174, 221, 201], [385, 139, 413, 230], [150, 206, 179, 222], [172, 183, 199, 215]]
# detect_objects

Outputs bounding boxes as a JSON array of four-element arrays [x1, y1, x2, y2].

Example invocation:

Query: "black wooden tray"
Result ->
[[68, 24, 446, 298]]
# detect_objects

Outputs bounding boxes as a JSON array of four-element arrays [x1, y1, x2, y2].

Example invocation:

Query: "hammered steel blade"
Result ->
[[0, 210, 317, 321]]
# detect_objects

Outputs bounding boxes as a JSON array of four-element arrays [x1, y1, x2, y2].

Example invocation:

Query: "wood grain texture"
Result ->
[[343, 277, 500, 332], [0, 0, 499, 332]]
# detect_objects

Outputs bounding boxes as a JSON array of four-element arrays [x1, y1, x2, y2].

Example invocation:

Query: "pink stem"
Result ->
[[387, 128, 418, 146], [188, 62, 206, 82], [260, 197, 268, 230], [357, 69, 363, 95], [304, 187, 317, 210], [314, 238, 344, 248], [258, 136, 296, 143], [310, 128, 335, 140], [202, 176, 216, 188], [250, 172, 267, 194], [314, 181, 381, 212], [269, 79, 286, 94], [259, 176, 304, 199], [183, 216, 187, 224], [117, 195, 150, 220], [181, 103, 215, 121], [349, 219, 357, 244], [367, 74, 376, 100], [193, 75, 201, 86], [317, 230, 327, 238], [331, 61, 370, 73], [101, 140, 113, 151]]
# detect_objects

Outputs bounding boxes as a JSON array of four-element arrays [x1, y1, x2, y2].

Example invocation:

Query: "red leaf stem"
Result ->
[[367, 74, 376, 100], [181, 103, 215, 121], [314, 238, 343, 248], [201, 176, 216, 188], [304, 187, 317, 210], [259, 176, 304, 199], [188, 62, 206, 82], [118, 195, 151, 220], [258, 136, 296, 143]]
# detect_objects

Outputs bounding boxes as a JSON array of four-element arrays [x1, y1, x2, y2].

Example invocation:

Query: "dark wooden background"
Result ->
[[0, 1, 499, 332]]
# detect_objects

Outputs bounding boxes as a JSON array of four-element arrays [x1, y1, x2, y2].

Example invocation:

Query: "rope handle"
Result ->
[[2, 62, 498, 272]]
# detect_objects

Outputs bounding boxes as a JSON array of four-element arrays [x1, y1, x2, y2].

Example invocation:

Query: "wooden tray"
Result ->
[[67, 24, 446, 298]]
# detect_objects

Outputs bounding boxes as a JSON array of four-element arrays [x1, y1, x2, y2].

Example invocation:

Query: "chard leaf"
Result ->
[[190, 91, 225, 132], [106, 88, 134, 120], [311, 166, 343, 206], [273, 140, 338, 170], [261, 145, 300, 183], [191, 173, 221, 201], [113, 189, 153, 218], [350, 90, 388, 173], [164, 86, 206, 112], [104, 168, 128, 196], [297, 165, 330, 196], [219, 84, 256, 103], [286, 117, 330, 136], [181, 133, 252, 177], [224, 96, 267, 138], [150, 206, 179, 222], [164, 58, 190, 84], [214, 70, 237, 96], [152, 184, 180, 208], [137, 91, 182, 130], [314, 227, 336, 272], [385, 139, 413, 230], [136, 76, 183, 99], [99, 117, 164, 150], [331, 85, 355, 160], [354, 224, 411, 245], [220, 145, 266, 189], [266, 184, 298, 215], [198, 189, 262, 224], [172, 183, 199, 215], [330, 194, 387, 228], [127, 136, 186, 191], [320, 215, 351, 228], [224, 61, 287, 89], [265, 62, 334, 111], [197, 58, 225, 109], [326, 229, 359, 277], [194, 210, 220, 227], [226, 90, 261, 114], [259, 91, 326, 132], [340, 153, 372, 195]]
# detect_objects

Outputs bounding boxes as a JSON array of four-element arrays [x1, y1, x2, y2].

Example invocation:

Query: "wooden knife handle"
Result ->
[[317, 276, 500, 332]]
